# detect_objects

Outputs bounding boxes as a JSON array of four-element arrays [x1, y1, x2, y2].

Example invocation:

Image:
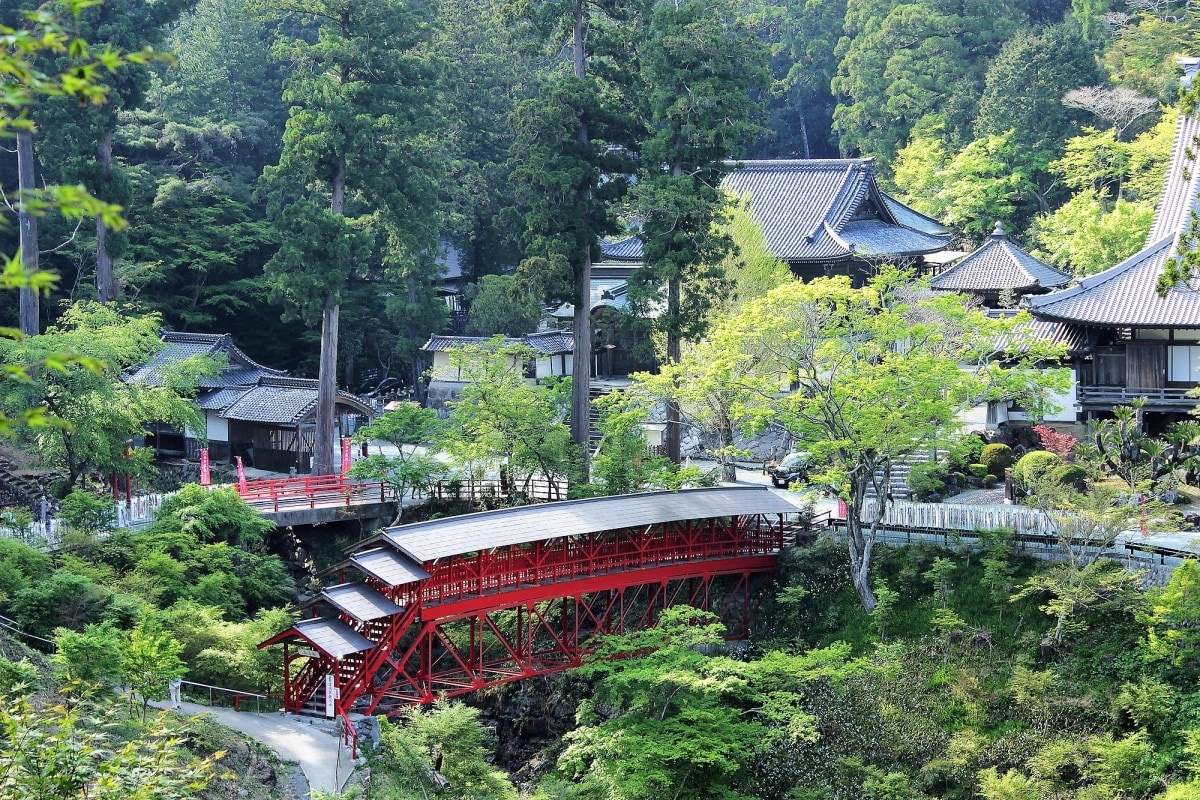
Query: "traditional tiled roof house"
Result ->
[[931, 221, 1071, 307], [130, 332, 374, 473], [720, 159, 953, 284], [420, 331, 577, 413], [1024, 65, 1200, 429]]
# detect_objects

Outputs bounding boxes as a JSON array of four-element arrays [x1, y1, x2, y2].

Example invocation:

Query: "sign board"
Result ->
[[199, 449, 210, 486], [341, 437, 352, 475], [325, 673, 336, 718], [298, 648, 318, 659]]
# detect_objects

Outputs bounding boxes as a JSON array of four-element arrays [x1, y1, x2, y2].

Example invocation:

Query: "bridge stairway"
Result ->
[[864, 449, 946, 502]]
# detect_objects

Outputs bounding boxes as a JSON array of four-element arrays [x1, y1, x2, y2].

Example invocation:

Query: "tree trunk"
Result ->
[[95, 133, 118, 303], [312, 156, 348, 476], [569, 1, 593, 455], [719, 416, 736, 482], [846, 461, 882, 611], [16, 130, 38, 336], [314, 299, 339, 475], [665, 277, 682, 463]]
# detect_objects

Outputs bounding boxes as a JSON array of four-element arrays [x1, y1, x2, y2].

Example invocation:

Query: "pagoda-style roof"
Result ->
[[931, 221, 1070, 293], [720, 159, 951, 264], [599, 236, 643, 262], [1026, 84, 1200, 330]]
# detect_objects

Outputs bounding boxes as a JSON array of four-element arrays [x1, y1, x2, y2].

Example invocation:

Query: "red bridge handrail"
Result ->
[[235, 475, 387, 512]]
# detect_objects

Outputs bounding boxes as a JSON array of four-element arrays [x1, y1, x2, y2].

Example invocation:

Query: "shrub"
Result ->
[[1032, 424, 1078, 459], [982, 475, 999, 489], [1013, 451, 1063, 491], [907, 462, 948, 501], [59, 491, 115, 533], [968, 463, 988, 479], [1049, 464, 1088, 489], [979, 444, 1016, 478]]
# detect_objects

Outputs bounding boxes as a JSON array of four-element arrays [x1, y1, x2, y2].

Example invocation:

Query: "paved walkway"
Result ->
[[152, 700, 357, 797]]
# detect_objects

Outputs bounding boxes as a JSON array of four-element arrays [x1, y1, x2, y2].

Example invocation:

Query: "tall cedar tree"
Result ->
[[16, 0, 198, 304], [509, 0, 639, 454], [627, 0, 768, 461], [255, 0, 441, 474]]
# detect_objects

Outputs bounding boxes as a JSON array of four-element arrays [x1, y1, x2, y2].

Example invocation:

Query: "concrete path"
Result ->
[[152, 700, 357, 797]]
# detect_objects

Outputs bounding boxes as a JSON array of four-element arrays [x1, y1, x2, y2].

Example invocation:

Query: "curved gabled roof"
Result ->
[[720, 159, 950, 263], [1024, 237, 1200, 327], [932, 223, 1070, 292], [220, 377, 375, 423], [1028, 100, 1200, 329]]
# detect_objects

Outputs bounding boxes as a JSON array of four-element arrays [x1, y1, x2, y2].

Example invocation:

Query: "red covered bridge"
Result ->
[[260, 486, 809, 726]]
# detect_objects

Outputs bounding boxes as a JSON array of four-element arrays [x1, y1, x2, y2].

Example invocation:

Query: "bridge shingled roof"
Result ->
[[379, 486, 809, 564], [291, 617, 374, 659]]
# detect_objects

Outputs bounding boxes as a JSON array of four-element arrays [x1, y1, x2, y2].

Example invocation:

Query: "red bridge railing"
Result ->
[[235, 475, 387, 512]]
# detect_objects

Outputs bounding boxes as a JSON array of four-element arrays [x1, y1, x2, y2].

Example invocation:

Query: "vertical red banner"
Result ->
[[837, 498, 848, 520], [236, 456, 247, 493], [199, 449, 211, 486], [341, 437, 352, 475]]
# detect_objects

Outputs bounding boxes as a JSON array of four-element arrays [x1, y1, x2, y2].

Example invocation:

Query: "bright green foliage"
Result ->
[[463, 275, 543, 337], [583, 391, 693, 496], [719, 274, 1066, 610], [159, 602, 293, 694], [1143, 559, 1200, 676], [376, 700, 516, 800], [0, 658, 38, 697], [443, 342, 572, 501], [1013, 485, 1145, 643], [924, 557, 956, 608], [975, 767, 1045, 800], [149, 484, 272, 548], [58, 490, 116, 533], [979, 444, 1016, 478], [1113, 677, 1176, 731], [1012, 451, 1062, 492], [631, 310, 779, 483], [557, 607, 849, 799], [832, 0, 1020, 165], [120, 612, 185, 719], [0, 302, 211, 487], [711, 197, 793, 314], [0, 694, 221, 800], [890, 127, 1037, 237], [51, 622, 123, 689], [350, 405, 447, 521], [870, 580, 900, 641], [1031, 191, 1154, 276]]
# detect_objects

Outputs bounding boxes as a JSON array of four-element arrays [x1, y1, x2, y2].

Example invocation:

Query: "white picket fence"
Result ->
[[1, 492, 171, 551], [859, 498, 1055, 537]]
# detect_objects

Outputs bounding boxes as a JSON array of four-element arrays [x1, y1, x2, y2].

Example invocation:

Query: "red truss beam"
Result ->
[[282, 512, 788, 716]]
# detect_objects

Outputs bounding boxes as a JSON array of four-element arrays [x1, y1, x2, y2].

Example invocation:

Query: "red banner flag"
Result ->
[[341, 437, 352, 475], [236, 456, 247, 493], [199, 449, 211, 486]]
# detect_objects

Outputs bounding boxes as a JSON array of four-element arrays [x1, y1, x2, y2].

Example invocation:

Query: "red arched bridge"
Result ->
[[260, 486, 809, 723]]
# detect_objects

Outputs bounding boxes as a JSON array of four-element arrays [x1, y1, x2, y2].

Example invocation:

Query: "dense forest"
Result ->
[[2, 0, 1196, 391], [5, 2, 1200, 799]]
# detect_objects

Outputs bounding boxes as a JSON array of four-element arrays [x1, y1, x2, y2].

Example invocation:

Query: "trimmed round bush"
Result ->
[[1049, 463, 1087, 489], [1013, 450, 1063, 490], [982, 474, 999, 489], [979, 443, 1016, 478], [968, 463, 988, 479]]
